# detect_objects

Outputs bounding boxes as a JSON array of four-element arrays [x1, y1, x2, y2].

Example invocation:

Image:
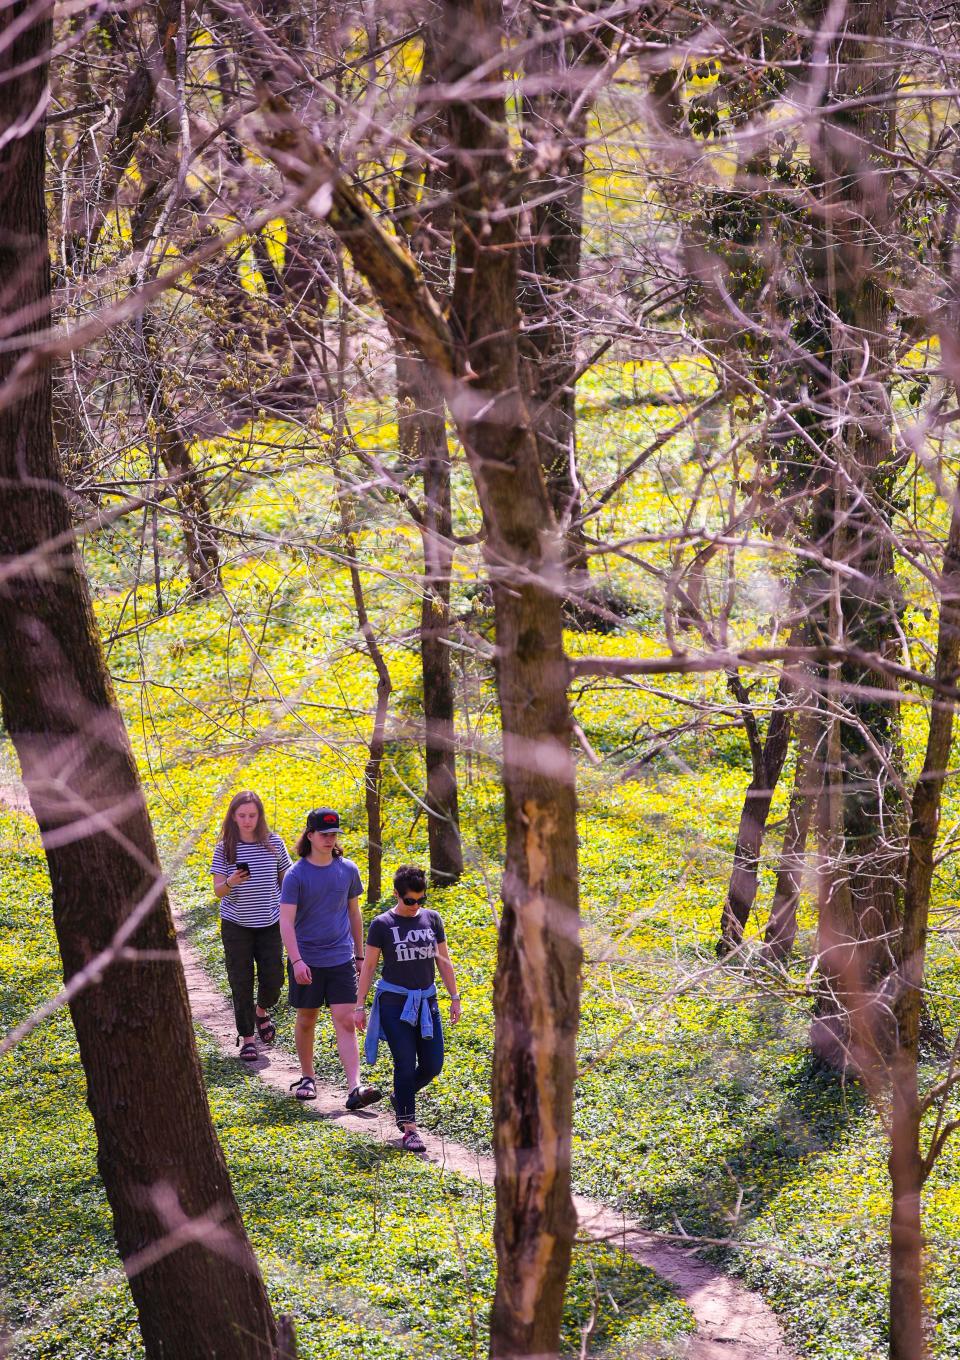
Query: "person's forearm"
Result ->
[[437, 957, 458, 997], [357, 960, 376, 1005], [279, 910, 301, 962], [349, 902, 364, 957]]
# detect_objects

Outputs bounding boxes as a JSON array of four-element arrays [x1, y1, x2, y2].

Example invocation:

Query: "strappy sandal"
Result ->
[[345, 1083, 382, 1111], [401, 1127, 426, 1153], [290, 1076, 317, 1101], [237, 1037, 258, 1062], [254, 1012, 276, 1045]]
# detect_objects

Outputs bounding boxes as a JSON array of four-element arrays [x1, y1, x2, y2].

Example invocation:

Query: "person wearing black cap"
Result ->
[[279, 808, 381, 1109]]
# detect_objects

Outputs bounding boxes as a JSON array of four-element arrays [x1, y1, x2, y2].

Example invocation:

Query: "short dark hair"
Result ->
[[393, 864, 426, 897]]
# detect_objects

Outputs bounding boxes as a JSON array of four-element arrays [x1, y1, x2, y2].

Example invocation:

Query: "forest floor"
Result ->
[[173, 888, 794, 1360], [0, 777, 790, 1358]]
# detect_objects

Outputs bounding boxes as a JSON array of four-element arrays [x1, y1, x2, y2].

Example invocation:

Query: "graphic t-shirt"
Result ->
[[367, 908, 446, 990], [280, 856, 363, 967], [210, 834, 291, 928]]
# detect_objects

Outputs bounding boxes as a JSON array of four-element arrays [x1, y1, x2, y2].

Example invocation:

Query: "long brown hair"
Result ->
[[220, 791, 274, 863], [296, 827, 344, 859]]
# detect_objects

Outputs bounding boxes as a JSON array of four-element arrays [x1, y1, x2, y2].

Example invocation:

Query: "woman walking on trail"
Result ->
[[356, 864, 461, 1153], [211, 790, 291, 1061], [280, 807, 382, 1110]]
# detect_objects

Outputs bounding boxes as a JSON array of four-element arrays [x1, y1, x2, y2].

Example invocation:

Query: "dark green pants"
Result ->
[[220, 919, 284, 1037]]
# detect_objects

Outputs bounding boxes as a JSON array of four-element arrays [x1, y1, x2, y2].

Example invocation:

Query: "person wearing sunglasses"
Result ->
[[355, 864, 461, 1152]]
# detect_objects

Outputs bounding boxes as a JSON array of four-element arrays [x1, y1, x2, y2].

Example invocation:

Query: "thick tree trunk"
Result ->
[[718, 669, 793, 950], [0, 10, 276, 1357], [397, 353, 464, 885], [764, 702, 819, 961], [809, 0, 903, 1063], [441, 9, 581, 1354], [252, 10, 583, 1345]]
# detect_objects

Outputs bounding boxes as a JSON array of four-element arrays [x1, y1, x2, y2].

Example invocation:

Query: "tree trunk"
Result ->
[[0, 10, 276, 1357], [397, 352, 464, 885], [135, 312, 222, 595], [122, 4, 221, 594], [764, 702, 819, 961], [718, 668, 794, 950], [518, 5, 593, 583], [393, 41, 464, 886], [251, 12, 584, 1345], [441, 8, 581, 1354], [887, 472, 960, 1358], [809, 0, 904, 1064], [344, 518, 393, 906], [888, 1049, 926, 1360]]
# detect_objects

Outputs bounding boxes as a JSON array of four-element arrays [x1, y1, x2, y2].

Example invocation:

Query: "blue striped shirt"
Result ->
[[211, 834, 291, 928]]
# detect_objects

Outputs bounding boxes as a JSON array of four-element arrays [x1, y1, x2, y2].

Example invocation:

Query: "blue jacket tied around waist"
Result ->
[[364, 978, 437, 1065]]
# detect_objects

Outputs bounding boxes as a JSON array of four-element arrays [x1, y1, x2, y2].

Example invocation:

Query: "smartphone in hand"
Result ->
[[235, 862, 251, 878]]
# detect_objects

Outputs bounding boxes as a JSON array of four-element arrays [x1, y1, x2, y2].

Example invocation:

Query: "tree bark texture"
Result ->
[[0, 13, 276, 1356]]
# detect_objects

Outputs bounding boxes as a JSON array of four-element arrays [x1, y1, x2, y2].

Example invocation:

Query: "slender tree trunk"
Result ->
[[397, 353, 464, 885], [135, 312, 222, 595], [887, 473, 960, 1358], [123, 3, 221, 593], [344, 517, 393, 906], [0, 11, 276, 1356], [888, 1048, 925, 1360], [764, 702, 819, 961], [718, 668, 794, 950], [393, 44, 464, 885]]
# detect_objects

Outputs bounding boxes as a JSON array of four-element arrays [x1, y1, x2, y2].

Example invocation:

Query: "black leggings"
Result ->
[[220, 920, 284, 1037]]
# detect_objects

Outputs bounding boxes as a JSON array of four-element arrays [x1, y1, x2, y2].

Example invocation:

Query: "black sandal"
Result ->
[[346, 1083, 382, 1111], [237, 1037, 258, 1062], [254, 1012, 276, 1045], [291, 1076, 317, 1101]]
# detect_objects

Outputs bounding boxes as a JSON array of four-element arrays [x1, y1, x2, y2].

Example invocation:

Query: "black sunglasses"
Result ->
[[401, 894, 426, 906]]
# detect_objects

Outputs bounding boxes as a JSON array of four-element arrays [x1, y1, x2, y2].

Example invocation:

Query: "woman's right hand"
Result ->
[[227, 868, 249, 888], [293, 959, 312, 985]]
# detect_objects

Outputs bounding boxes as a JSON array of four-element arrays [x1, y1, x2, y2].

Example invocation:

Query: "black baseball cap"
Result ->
[[306, 807, 341, 834]]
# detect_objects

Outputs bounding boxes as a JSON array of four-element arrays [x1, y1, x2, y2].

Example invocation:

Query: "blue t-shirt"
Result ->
[[280, 856, 363, 967]]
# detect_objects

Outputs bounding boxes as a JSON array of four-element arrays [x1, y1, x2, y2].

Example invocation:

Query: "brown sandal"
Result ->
[[255, 1012, 276, 1045]]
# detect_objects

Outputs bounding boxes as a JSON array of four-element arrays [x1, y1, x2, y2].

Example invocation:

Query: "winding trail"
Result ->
[[1, 780, 796, 1360]]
